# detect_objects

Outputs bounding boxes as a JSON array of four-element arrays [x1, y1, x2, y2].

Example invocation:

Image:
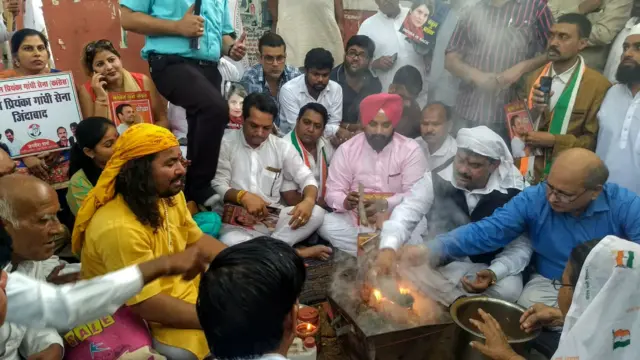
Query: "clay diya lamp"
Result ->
[[296, 322, 318, 339], [298, 307, 319, 326]]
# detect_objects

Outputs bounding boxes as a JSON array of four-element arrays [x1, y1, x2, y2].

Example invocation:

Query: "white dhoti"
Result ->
[[440, 261, 524, 304], [219, 205, 326, 247], [517, 273, 559, 309], [318, 212, 428, 256]]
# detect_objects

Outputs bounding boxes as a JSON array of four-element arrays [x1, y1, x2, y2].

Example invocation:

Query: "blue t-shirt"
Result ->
[[120, 0, 234, 61]]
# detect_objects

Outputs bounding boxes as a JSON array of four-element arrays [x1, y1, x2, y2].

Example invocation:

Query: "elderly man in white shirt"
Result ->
[[280, 103, 334, 211], [596, 26, 640, 195], [415, 102, 457, 171], [376, 126, 531, 304], [212, 93, 331, 259], [0, 173, 211, 347], [278, 48, 343, 138]]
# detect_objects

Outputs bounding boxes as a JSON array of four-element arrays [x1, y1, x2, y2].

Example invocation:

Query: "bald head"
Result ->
[[550, 148, 609, 188], [0, 174, 56, 224], [0, 149, 15, 177]]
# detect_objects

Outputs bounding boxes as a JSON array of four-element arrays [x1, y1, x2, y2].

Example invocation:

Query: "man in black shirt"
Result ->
[[330, 35, 382, 147]]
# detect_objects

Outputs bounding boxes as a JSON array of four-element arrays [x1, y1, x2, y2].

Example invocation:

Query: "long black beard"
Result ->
[[615, 61, 640, 85]]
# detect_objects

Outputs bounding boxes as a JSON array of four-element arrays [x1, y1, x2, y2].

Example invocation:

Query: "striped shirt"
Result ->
[[447, 0, 553, 128]]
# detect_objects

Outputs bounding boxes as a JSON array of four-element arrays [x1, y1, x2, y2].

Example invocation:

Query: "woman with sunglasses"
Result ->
[[77, 39, 169, 129], [468, 236, 640, 359]]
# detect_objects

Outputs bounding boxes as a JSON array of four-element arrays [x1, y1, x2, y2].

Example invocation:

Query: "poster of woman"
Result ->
[[399, 0, 433, 45]]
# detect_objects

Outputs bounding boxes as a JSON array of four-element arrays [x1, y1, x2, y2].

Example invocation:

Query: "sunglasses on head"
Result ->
[[85, 39, 114, 55]]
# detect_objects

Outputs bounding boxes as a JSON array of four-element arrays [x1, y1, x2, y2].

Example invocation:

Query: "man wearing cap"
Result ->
[[596, 24, 640, 195], [376, 126, 530, 303], [318, 93, 428, 255], [72, 124, 227, 360]]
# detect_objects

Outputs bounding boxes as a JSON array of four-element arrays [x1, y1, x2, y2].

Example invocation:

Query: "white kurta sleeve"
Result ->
[[380, 171, 435, 251], [278, 85, 300, 135], [324, 84, 343, 138], [282, 142, 318, 191], [6, 265, 143, 331], [211, 137, 233, 197], [488, 234, 533, 281]]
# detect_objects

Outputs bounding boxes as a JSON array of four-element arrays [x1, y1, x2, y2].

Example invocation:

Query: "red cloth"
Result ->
[[359, 93, 404, 127]]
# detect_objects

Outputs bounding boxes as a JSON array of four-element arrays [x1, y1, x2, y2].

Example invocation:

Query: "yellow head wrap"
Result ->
[[71, 123, 180, 255]]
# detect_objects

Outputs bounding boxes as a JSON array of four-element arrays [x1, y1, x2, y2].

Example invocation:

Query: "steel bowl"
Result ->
[[450, 296, 540, 360]]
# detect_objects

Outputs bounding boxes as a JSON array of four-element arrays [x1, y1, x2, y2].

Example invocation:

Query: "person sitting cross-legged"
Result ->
[[319, 93, 427, 255], [281, 103, 334, 212], [72, 124, 227, 360], [376, 126, 530, 303], [211, 93, 332, 260]]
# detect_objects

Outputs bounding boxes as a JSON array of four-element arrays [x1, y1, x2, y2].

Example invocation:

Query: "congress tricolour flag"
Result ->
[[615, 250, 635, 268], [613, 329, 631, 350]]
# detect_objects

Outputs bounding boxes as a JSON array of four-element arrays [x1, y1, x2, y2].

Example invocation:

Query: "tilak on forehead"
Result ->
[[359, 93, 404, 127]]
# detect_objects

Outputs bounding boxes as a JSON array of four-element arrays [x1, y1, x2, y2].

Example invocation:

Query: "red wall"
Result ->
[[38, 2, 375, 86], [41, 0, 149, 85]]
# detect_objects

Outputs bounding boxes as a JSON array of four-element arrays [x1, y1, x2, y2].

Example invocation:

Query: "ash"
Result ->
[[330, 251, 452, 337]]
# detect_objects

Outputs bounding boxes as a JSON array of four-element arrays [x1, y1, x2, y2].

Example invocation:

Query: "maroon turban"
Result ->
[[359, 93, 404, 127]]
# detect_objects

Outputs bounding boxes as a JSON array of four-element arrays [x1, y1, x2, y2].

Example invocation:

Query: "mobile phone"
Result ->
[[391, 53, 398, 62], [539, 76, 553, 104]]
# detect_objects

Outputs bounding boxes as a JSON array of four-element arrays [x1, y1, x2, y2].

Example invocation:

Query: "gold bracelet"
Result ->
[[236, 190, 247, 204]]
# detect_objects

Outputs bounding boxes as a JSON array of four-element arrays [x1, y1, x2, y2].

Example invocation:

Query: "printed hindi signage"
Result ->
[[108, 91, 154, 135], [0, 72, 82, 159]]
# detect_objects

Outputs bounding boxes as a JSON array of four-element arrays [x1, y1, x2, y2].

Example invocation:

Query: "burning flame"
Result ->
[[306, 323, 312, 331], [373, 289, 382, 301], [399, 287, 410, 295]]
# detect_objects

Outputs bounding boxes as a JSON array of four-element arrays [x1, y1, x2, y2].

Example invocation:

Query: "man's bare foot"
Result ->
[[297, 245, 333, 260]]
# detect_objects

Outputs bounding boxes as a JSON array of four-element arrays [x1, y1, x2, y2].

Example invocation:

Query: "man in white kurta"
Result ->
[[377, 126, 531, 303], [357, 0, 429, 107], [596, 28, 640, 195], [212, 93, 330, 258]]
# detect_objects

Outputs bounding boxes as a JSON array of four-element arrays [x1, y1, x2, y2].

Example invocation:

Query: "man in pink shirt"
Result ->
[[318, 93, 428, 255]]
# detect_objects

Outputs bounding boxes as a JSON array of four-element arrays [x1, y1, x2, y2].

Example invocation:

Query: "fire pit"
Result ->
[[327, 253, 461, 360]]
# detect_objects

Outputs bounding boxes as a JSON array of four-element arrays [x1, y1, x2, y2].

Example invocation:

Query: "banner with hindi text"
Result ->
[[0, 72, 82, 159]]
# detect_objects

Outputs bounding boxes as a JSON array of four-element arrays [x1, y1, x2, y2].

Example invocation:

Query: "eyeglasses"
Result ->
[[544, 181, 589, 204], [346, 50, 368, 60], [85, 39, 113, 55], [262, 55, 286, 64], [552, 279, 574, 291]]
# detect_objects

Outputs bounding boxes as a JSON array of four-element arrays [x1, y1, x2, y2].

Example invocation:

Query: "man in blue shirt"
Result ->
[[240, 32, 302, 126], [120, 0, 247, 205], [424, 148, 640, 309]]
